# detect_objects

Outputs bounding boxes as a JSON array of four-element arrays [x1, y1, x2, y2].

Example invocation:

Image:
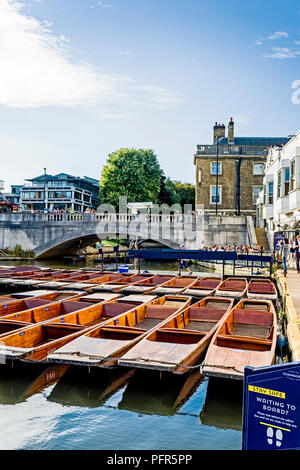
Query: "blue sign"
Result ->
[[243, 362, 300, 450], [274, 232, 285, 250]]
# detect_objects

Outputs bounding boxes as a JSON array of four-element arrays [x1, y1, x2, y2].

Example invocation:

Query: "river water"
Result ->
[[0, 259, 243, 450]]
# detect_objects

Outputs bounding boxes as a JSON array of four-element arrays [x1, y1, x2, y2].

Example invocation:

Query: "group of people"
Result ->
[[197, 243, 265, 253], [277, 235, 300, 277], [27, 208, 97, 214]]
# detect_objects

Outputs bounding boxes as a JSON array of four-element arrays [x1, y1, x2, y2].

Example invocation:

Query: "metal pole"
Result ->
[[44, 168, 46, 212], [215, 138, 219, 216]]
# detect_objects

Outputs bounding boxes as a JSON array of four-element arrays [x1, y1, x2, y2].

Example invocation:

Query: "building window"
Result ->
[[210, 186, 222, 204], [48, 191, 72, 199], [284, 168, 289, 196], [210, 162, 222, 175], [253, 186, 263, 203], [277, 171, 281, 198], [263, 185, 266, 205], [198, 169, 201, 185], [290, 160, 295, 191], [268, 181, 273, 204], [253, 163, 264, 175]]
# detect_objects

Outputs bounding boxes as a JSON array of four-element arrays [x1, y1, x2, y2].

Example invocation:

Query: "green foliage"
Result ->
[[159, 177, 195, 209], [4, 245, 35, 258], [100, 148, 163, 207]]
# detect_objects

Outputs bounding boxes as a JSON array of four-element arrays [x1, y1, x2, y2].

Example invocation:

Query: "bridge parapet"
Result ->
[[0, 212, 250, 258]]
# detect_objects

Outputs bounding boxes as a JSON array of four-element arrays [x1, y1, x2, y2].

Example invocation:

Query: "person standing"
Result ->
[[96, 240, 103, 262], [294, 234, 300, 274], [290, 234, 295, 261], [279, 238, 289, 277], [179, 244, 192, 275]]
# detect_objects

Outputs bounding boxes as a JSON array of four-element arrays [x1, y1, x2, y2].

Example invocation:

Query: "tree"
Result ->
[[159, 177, 195, 209], [100, 148, 163, 207], [174, 181, 195, 209]]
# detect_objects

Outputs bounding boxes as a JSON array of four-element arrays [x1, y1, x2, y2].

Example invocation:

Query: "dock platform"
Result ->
[[276, 270, 300, 361]]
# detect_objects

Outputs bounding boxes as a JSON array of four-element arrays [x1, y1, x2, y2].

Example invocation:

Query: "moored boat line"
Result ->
[[118, 297, 234, 373], [46, 295, 192, 367], [0, 295, 162, 362], [0, 265, 284, 381]]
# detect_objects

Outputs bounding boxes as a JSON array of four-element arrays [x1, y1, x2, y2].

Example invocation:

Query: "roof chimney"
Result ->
[[213, 122, 225, 144], [228, 117, 234, 144]]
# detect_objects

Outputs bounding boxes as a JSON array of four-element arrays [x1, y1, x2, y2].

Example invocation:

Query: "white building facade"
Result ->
[[257, 131, 300, 247]]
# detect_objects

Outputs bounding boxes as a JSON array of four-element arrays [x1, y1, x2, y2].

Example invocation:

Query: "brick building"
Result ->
[[194, 118, 290, 216]]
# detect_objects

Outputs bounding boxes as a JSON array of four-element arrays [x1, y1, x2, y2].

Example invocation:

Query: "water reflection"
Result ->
[[47, 366, 135, 408], [199, 378, 243, 430], [0, 362, 68, 404], [118, 369, 204, 416]]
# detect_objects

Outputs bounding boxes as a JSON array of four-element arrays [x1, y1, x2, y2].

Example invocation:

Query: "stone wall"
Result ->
[[195, 154, 265, 214]]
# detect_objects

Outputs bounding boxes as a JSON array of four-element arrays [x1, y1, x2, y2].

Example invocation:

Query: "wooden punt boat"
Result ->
[[69, 293, 122, 303], [118, 297, 234, 373], [63, 274, 130, 292], [0, 299, 99, 338], [39, 271, 88, 281], [201, 298, 277, 380], [116, 294, 158, 304], [0, 297, 158, 361], [121, 275, 177, 294], [88, 273, 133, 289], [9, 279, 51, 288], [47, 296, 192, 368], [60, 283, 102, 292], [58, 273, 110, 283], [247, 278, 277, 300], [0, 298, 59, 318], [151, 276, 200, 295], [215, 277, 248, 298], [0, 297, 141, 331], [90, 274, 155, 293], [0, 290, 80, 305], [35, 281, 73, 290], [183, 277, 222, 298]]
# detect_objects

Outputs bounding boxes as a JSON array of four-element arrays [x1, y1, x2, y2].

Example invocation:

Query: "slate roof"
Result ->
[[217, 137, 291, 146]]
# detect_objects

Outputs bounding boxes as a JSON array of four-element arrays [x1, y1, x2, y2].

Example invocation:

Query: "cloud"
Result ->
[[254, 31, 288, 46], [262, 47, 300, 59], [97, 0, 112, 7], [267, 31, 288, 40], [0, 0, 182, 111]]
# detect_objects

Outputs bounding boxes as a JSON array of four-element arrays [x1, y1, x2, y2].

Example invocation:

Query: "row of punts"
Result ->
[[0, 270, 279, 380], [0, 266, 278, 300]]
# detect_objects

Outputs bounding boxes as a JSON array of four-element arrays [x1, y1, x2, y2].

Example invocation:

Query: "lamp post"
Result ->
[[215, 137, 219, 215], [235, 157, 242, 216], [44, 168, 47, 212]]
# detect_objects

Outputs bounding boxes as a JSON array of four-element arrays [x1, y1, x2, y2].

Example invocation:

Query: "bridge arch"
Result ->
[[34, 232, 179, 258]]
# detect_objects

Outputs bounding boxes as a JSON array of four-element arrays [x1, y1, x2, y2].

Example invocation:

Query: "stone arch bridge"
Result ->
[[0, 212, 250, 259]]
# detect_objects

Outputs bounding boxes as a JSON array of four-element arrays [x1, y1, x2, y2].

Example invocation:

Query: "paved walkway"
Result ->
[[277, 269, 300, 361]]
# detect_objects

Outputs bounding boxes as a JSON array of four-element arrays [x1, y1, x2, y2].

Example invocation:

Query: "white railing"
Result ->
[[0, 212, 200, 224]]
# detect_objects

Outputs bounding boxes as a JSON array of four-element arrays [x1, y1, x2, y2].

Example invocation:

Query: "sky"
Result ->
[[1, 0, 300, 191]]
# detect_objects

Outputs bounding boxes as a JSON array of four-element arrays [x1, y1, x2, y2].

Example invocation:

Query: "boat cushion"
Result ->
[[233, 309, 273, 326], [145, 305, 178, 318], [190, 307, 227, 321], [248, 283, 275, 293]]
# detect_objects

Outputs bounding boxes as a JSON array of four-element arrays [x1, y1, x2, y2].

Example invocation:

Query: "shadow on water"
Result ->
[[118, 368, 204, 416], [47, 366, 135, 408], [199, 377, 243, 431], [0, 362, 69, 405]]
